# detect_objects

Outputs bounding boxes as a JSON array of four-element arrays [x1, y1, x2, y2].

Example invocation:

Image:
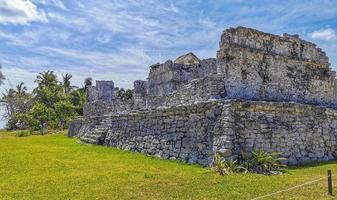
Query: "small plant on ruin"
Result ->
[[213, 153, 226, 175], [243, 150, 287, 175], [213, 153, 247, 175]]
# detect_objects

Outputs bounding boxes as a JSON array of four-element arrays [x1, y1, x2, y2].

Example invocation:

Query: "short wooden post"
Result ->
[[328, 170, 333, 195]]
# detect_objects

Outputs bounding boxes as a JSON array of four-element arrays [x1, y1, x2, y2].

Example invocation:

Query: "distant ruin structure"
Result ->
[[69, 27, 337, 166]]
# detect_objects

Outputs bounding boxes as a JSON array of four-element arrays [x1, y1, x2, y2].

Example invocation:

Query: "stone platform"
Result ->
[[70, 99, 337, 166]]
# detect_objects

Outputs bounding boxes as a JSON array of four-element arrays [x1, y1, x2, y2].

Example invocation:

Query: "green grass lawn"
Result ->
[[0, 131, 336, 200]]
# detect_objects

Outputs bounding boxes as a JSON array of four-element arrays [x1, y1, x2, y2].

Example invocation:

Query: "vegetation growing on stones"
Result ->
[[115, 87, 133, 100], [243, 150, 287, 175], [213, 153, 247, 175]]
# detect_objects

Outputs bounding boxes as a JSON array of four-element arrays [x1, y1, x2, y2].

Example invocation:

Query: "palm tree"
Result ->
[[15, 82, 27, 95], [61, 73, 75, 94], [84, 77, 93, 91], [33, 70, 61, 106], [35, 70, 58, 89], [1, 88, 16, 118]]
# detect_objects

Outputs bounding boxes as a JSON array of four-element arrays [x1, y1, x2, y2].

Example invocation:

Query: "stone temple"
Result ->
[[69, 27, 337, 166]]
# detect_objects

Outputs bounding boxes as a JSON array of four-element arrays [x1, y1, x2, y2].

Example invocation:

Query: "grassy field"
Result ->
[[0, 131, 336, 200]]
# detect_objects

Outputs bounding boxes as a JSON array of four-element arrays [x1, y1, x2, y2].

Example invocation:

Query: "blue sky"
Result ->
[[0, 0, 337, 127]]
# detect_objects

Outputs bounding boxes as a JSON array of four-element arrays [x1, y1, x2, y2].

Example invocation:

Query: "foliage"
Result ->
[[16, 112, 40, 131], [84, 77, 93, 91], [0, 82, 33, 130], [70, 88, 86, 116], [54, 101, 77, 129], [116, 88, 133, 100], [213, 153, 247, 175], [1, 69, 90, 131], [16, 103, 54, 134], [243, 150, 287, 174], [213, 153, 226, 175], [213, 150, 287, 176], [30, 102, 54, 125], [61, 73, 76, 94], [34, 70, 58, 89], [15, 130, 31, 137]]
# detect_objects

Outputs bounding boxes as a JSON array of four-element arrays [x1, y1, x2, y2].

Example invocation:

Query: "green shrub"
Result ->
[[15, 130, 31, 137], [213, 150, 287, 176], [243, 150, 287, 175], [213, 153, 247, 176], [213, 153, 226, 175]]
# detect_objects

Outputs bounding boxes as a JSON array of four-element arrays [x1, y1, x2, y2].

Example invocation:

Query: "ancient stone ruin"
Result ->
[[69, 27, 337, 166]]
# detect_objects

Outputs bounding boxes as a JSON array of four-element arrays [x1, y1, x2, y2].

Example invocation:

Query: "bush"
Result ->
[[213, 150, 287, 176], [15, 130, 31, 137], [243, 150, 287, 175], [213, 153, 247, 176]]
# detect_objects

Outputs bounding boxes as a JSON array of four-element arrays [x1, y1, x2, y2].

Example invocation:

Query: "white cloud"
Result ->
[[47, 12, 91, 33], [77, 1, 84, 8], [50, 0, 66, 10], [36, 46, 154, 72], [0, 0, 47, 25], [311, 28, 336, 40]]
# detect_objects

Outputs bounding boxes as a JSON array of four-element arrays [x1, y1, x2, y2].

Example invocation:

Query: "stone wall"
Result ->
[[133, 80, 147, 109], [83, 101, 111, 117], [77, 101, 226, 166], [147, 56, 217, 97], [71, 100, 337, 166], [110, 98, 134, 113], [163, 74, 226, 106], [96, 81, 115, 103], [224, 101, 337, 164], [218, 27, 329, 64], [84, 98, 134, 117], [217, 27, 337, 109], [87, 81, 115, 103], [104, 101, 225, 166], [144, 74, 225, 108]]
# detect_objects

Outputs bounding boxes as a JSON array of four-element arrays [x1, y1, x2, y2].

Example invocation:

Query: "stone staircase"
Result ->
[[80, 119, 110, 145]]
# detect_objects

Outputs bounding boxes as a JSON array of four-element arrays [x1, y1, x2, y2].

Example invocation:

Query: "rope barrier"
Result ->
[[251, 174, 337, 200], [1, 173, 336, 199]]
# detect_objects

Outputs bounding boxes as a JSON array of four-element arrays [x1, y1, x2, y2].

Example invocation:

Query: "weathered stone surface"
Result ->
[[69, 26, 337, 166], [70, 100, 337, 166], [217, 27, 337, 108], [174, 52, 201, 65]]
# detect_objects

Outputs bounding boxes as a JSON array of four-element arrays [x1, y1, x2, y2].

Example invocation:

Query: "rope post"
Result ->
[[328, 170, 333, 195]]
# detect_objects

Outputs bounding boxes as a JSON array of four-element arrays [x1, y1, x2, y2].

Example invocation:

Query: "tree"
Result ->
[[34, 71, 62, 107], [54, 101, 77, 130], [2, 70, 88, 131], [84, 77, 92, 91], [61, 73, 76, 94], [15, 82, 27, 95], [0, 82, 32, 129], [1, 88, 16, 124], [35, 70, 58, 88], [116, 88, 133, 100], [29, 103, 54, 135], [70, 89, 86, 116]]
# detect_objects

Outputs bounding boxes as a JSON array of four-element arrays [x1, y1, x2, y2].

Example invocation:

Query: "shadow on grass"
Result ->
[[288, 159, 337, 170]]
